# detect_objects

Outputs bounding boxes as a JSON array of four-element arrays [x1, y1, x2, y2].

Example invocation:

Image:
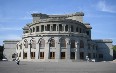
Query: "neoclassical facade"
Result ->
[[16, 12, 113, 62]]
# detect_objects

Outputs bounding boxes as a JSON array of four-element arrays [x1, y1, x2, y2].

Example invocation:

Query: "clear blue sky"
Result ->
[[0, 0, 116, 45]]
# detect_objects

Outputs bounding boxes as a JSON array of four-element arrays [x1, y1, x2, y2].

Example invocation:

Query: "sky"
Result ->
[[0, 0, 116, 45]]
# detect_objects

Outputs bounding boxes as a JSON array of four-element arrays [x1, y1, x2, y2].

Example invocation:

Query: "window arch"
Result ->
[[80, 40, 84, 48], [39, 39, 45, 48], [60, 38, 66, 47], [49, 39, 55, 47], [24, 40, 28, 48], [71, 40, 75, 48]]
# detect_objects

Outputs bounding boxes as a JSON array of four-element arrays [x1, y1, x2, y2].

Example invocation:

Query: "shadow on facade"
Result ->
[[97, 41, 113, 61]]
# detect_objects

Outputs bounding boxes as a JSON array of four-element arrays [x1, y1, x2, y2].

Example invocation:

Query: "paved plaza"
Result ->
[[0, 61, 116, 73]]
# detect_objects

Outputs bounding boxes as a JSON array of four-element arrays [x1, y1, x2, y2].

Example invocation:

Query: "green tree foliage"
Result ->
[[0, 45, 3, 60], [112, 45, 116, 51], [0, 45, 4, 52]]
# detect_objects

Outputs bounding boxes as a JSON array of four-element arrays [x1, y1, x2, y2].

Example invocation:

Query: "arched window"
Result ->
[[49, 39, 55, 47], [71, 40, 75, 48], [60, 38, 66, 47], [39, 39, 45, 48], [19, 44, 22, 49], [24, 40, 28, 48], [71, 25, 74, 32], [80, 40, 84, 48], [30, 40, 36, 49]]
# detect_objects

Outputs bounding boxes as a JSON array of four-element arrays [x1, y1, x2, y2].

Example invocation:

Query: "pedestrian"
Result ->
[[16, 58, 20, 65]]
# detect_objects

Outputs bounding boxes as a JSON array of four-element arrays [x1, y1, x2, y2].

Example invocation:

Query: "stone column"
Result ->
[[35, 39, 39, 60], [66, 39, 70, 60], [63, 25, 65, 32], [44, 38, 50, 60], [55, 37, 61, 60], [84, 39, 88, 60], [75, 41, 79, 60], [50, 25, 53, 31], [57, 25, 59, 31], [44, 25, 46, 31], [39, 25, 41, 32], [27, 39, 31, 60], [21, 43, 24, 60], [69, 25, 71, 32], [76, 39, 80, 60]]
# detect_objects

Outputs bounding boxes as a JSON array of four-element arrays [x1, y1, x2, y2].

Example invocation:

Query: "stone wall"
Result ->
[[3, 40, 20, 61]]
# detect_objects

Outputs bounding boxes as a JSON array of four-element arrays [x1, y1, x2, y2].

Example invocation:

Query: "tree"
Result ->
[[0, 45, 4, 60], [112, 45, 116, 51]]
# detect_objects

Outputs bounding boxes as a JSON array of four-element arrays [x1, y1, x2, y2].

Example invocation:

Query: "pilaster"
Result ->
[[55, 37, 60, 60], [45, 38, 50, 60], [35, 39, 39, 60], [21, 43, 24, 60], [27, 39, 31, 60], [66, 39, 70, 60]]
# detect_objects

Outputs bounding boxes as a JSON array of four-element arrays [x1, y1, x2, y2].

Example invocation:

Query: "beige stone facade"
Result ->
[[3, 12, 113, 62]]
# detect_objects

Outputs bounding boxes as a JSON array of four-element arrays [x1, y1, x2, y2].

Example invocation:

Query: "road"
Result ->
[[0, 61, 116, 73]]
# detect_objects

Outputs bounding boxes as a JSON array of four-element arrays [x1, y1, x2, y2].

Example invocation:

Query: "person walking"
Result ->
[[16, 58, 20, 65]]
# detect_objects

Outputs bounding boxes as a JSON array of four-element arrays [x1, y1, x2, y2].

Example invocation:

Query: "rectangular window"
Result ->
[[50, 52, 55, 59], [23, 52, 27, 59], [70, 52, 75, 59], [93, 53, 95, 58], [36, 26, 39, 32], [41, 25, 44, 32], [53, 24, 56, 31], [76, 27, 78, 32], [46, 24, 50, 31], [86, 31, 89, 35], [59, 24, 62, 31], [31, 52, 35, 59], [40, 52, 44, 59], [88, 53, 91, 58], [65, 25, 68, 31], [61, 52, 65, 59], [71, 40, 75, 48], [80, 28, 81, 33], [99, 54, 103, 59], [80, 52, 84, 59]]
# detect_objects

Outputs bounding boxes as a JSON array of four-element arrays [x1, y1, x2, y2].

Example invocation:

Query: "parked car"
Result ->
[[2, 59, 8, 61]]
